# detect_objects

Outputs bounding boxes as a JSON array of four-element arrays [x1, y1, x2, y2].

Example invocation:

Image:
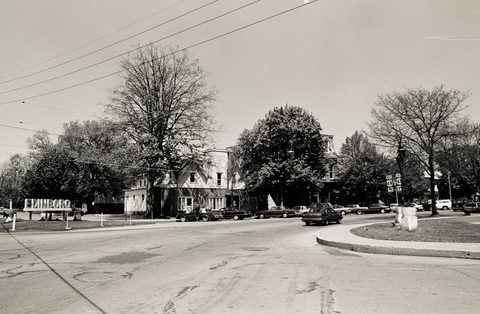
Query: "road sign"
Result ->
[[387, 179, 393, 187], [388, 187, 394, 192], [397, 186, 402, 192], [395, 173, 401, 178], [396, 178, 402, 186], [386, 174, 393, 180]]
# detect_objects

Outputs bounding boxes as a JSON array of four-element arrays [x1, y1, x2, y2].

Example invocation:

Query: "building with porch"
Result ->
[[124, 148, 243, 217]]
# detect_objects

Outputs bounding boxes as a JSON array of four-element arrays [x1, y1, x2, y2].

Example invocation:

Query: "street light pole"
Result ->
[[396, 141, 407, 205]]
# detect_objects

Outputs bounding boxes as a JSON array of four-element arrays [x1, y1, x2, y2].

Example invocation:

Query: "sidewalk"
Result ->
[[316, 221, 480, 260]]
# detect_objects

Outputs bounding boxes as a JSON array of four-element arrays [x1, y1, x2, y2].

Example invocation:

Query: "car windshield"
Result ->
[[311, 208, 325, 213]]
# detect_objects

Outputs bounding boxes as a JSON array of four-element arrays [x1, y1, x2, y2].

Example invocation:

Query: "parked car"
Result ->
[[177, 209, 223, 222], [452, 198, 469, 211], [310, 202, 334, 209], [367, 203, 391, 214], [292, 205, 310, 217], [344, 204, 369, 215], [255, 206, 296, 219], [427, 199, 452, 210], [410, 203, 424, 211], [220, 207, 248, 220], [463, 202, 480, 215], [301, 207, 343, 226], [332, 205, 349, 216]]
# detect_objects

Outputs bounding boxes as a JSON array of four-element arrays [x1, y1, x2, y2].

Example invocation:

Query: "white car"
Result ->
[[292, 205, 310, 217]]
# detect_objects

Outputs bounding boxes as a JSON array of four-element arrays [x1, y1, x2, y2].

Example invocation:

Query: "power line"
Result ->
[[0, 95, 101, 117], [0, 0, 218, 87], [0, 1, 317, 106], [0, 0, 189, 82], [0, 0, 256, 95], [0, 123, 61, 136]]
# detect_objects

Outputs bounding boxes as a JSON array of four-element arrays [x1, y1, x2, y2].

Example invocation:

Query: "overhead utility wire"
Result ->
[[0, 123, 61, 136], [0, 95, 101, 118], [0, 0, 259, 96], [0, 0, 317, 106], [0, 0, 197, 84]]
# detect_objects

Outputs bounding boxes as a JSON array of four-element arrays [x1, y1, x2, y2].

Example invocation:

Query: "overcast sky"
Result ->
[[1, 0, 480, 164]]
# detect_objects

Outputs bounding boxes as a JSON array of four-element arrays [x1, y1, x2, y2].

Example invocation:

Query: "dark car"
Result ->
[[452, 198, 469, 212], [177, 209, 223, 222], [366, 203, 391, 214], [255, 206, 296, 219], [463, 202, 480, 215], [301, 207, 343, 226], [220, 207, 248, 220]]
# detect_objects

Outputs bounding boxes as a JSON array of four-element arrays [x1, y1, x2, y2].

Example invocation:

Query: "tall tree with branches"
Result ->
[[237, 105, 326, 206], [367, 85, 470, 215], [105, 44, 217, 217]]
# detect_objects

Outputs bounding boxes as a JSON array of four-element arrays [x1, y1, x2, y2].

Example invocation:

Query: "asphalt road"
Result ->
[[1, 214, 480, 314]]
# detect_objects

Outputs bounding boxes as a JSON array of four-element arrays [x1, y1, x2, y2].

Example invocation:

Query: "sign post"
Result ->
[[386, 173, 403, 204]]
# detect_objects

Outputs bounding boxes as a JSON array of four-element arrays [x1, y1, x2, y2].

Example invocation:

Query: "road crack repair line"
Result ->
[[4, 229, 108, 314], [163, 286, 198, 314]]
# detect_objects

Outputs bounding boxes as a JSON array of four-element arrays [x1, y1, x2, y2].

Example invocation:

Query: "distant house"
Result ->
[[124, 148, 244, 217]]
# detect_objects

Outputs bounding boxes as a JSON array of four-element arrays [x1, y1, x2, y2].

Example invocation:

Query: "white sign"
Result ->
[[24, 199, 72, 212]]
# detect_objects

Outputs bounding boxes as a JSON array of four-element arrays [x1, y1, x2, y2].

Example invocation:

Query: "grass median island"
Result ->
[[351, 219, 480, 243], [0, 219, 157, 232]]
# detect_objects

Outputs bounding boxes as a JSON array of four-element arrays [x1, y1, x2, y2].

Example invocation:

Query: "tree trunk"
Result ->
[[146, 172, 156, 218]]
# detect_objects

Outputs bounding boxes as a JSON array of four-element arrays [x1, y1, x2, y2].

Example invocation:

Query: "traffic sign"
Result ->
[[396, 178, 402, 186], [386, 174, 393, 180], [387, 179, 393, 187]]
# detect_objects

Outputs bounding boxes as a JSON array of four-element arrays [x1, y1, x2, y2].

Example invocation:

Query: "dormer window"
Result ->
[[190, 172, 196, 183], [217, 173, 222, 186]]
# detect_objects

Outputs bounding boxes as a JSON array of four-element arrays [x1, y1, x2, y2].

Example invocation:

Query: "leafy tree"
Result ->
[[22, 145, 76, 199], [336, 131, 391, 205], [436, 118, 480, 200], [368, 85, 470, 215], [236, 105, 326, 206], [0, 154, 31, 208], [57, 120, 138, 212], [105, 44, 217, 217]]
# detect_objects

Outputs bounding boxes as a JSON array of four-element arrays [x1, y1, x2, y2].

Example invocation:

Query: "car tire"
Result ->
[[233, 215, 239, 220], [282, 213, 288, 218], [202, 216, 209, 222], [324, 220, 329, 226], [336, 218, 342, 224], [341, 210, 346, 216], [180, 216, 186, 222], [380, 209, 385, 214], [259, 213, 265, 219], [442, 206, 448, 210], [356, 209, 363, 215], [305, 221, 310, 226]]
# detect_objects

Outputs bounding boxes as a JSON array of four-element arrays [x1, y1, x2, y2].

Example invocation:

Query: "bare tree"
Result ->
[[105, 44, 217, 217], [367, 85, 470, 215]]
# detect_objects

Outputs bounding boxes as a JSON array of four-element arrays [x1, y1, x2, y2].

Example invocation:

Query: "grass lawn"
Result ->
[[351, 218, 480, 243], [0, 219, 159, 232]]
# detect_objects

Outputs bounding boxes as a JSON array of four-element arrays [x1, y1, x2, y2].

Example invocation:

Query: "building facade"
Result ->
[[124, 148, 242, 217]]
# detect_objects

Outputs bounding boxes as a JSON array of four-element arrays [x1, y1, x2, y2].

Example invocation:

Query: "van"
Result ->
[[429, 199, 452, 210]]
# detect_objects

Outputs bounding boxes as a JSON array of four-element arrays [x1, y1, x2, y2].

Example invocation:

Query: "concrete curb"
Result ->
[[316, 224, 480, 260]]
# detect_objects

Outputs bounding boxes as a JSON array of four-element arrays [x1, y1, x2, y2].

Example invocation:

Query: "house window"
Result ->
[[190, 172, 196, 183], [208, 198, 224, 210], [178, 197, 193, 211], [217, 173, 222, 186]]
